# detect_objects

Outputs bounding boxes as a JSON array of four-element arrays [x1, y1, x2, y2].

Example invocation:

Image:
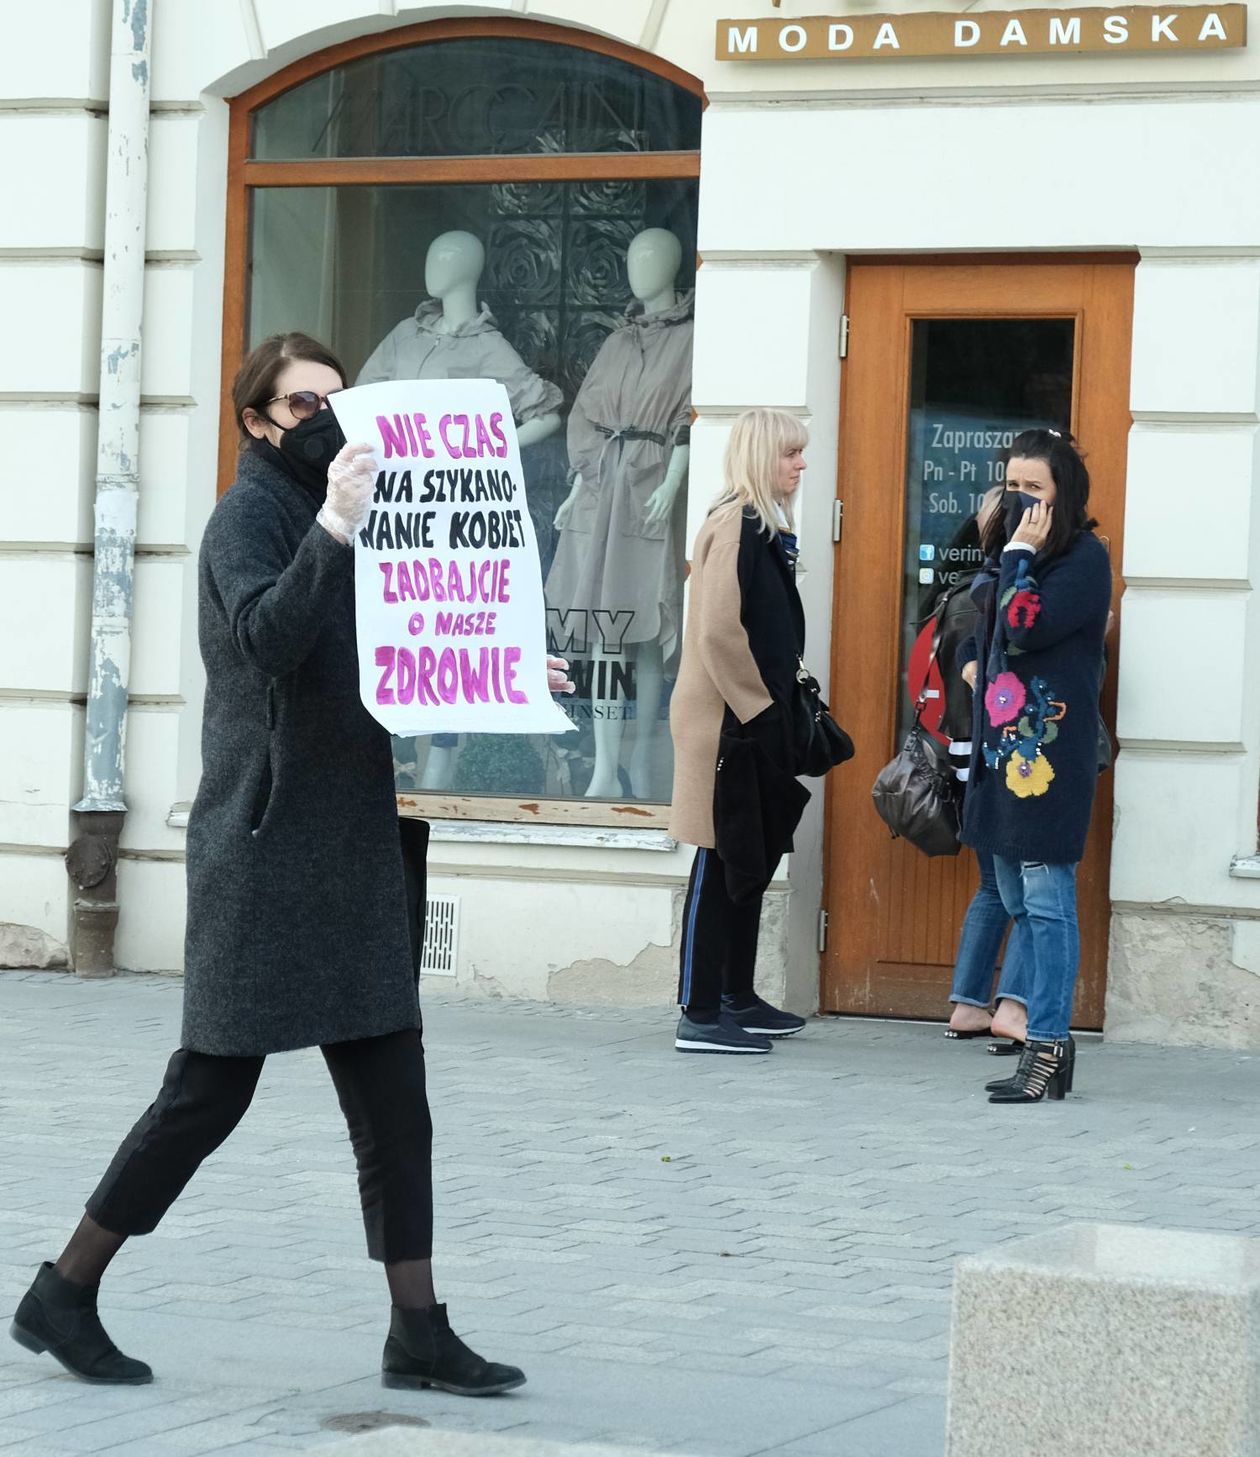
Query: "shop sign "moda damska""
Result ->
[[716, 6, 1245, 59]]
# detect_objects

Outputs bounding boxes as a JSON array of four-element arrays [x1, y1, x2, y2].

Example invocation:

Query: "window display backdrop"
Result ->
[[235, 27, 703, 810]]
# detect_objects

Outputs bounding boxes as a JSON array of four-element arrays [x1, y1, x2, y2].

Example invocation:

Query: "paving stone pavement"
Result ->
[[1, 970, 1258, 1457]]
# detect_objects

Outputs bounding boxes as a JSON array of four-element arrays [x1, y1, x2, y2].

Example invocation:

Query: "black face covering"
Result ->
[[258, 408, 347, 501], [1002, 490, 1042, 544]]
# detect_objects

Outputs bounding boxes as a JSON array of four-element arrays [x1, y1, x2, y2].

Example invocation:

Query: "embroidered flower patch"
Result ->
[[1007, 589, 1042, 629], [1005, 750, 1055, 798], [984, 672, 1026, 727]]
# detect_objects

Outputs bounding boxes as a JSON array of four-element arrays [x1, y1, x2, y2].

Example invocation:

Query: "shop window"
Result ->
[[227, 23, 702, 820]]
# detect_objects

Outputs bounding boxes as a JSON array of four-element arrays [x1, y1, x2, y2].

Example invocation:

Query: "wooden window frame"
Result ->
[[221, 18, 702, 831]]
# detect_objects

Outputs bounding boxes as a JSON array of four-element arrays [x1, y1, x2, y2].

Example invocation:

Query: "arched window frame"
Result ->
[[220, 18, 703, 488]]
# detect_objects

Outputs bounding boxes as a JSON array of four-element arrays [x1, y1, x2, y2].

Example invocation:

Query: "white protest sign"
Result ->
[[329, 378, 573, 737]]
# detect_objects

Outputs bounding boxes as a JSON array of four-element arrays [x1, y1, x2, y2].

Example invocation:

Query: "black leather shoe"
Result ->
[[986, 1034, 1075, 1093], [988, 1038, 1073, 1103], [10, 1262, 152, 1384], [382, 1303, 525, 1396]]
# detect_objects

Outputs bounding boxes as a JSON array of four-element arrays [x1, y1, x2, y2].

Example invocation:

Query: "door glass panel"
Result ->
[[900, 318, 1074, 738]]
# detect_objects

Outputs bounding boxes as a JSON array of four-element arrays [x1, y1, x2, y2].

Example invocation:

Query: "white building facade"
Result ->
[[5, 0, 1260, 1048]]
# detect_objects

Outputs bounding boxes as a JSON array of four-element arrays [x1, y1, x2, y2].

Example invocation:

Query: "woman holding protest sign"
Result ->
[[11, 333, 571, 1393]]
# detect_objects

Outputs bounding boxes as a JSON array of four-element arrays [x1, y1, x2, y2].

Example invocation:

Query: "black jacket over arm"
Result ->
[[714, 513, 810, 902]]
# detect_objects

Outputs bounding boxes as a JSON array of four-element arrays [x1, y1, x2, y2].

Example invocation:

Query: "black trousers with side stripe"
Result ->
[[676, 847, 764, 1017]]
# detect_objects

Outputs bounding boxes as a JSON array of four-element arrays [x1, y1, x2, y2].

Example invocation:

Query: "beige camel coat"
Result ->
[[668, 505, 778, 847]]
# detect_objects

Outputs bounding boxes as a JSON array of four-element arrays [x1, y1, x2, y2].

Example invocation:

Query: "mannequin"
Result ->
[[360, 230, 564, 789], [546, 228, 693, 800]]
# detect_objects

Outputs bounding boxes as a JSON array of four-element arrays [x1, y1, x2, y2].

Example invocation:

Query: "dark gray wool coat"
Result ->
[[181, 447, 420, 1056]]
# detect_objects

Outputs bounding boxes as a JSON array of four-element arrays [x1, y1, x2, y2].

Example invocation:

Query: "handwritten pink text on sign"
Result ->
[[332, 378, 573, 738]]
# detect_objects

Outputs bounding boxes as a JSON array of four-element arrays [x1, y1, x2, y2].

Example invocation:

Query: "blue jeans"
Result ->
[[949, 849, 1029, 1010], [991, 856, 1080, 1042]]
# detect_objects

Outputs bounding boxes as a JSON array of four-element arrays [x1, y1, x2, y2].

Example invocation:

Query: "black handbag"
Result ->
[[790, 658, 855, 777], [871, 717, 961, 857], [870, 616, 961, 857]]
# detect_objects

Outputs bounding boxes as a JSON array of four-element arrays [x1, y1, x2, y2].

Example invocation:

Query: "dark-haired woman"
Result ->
[[10, 333, 567, 1391], [959, 429, 1111, 1103]]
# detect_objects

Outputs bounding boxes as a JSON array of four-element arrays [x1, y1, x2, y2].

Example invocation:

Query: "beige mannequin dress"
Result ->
[[545, 291, 693, 661], [357, 300, 563, 424]]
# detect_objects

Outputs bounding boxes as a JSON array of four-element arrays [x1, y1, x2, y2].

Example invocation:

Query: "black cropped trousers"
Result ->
[[85, 1028, 433, 1263]]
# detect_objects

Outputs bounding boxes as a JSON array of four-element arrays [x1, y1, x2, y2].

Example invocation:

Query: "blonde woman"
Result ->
[[669, 409, 810, 1053]]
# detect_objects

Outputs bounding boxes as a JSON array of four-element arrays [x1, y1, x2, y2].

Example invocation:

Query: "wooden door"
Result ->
[[822, 257, 1133, 1025]]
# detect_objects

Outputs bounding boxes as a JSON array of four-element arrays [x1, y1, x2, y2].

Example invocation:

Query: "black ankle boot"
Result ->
[[381, 1303, 525, 1396], [986, 1035, 1075, 1095], [988, 1038, 1072, 1103], [10, 1263, 152, 1384]]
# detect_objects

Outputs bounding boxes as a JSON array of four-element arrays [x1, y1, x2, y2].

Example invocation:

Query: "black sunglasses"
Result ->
[[265, 389, 339, 421]]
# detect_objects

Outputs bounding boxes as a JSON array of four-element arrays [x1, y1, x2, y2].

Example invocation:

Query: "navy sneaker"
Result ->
[[675, 1011, 772, 1054], [723, 995, 807, 1038]]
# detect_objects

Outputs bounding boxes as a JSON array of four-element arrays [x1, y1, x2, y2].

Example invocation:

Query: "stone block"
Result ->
[[1107, 911, 1260, 1051], [1131, 259, 1260, 417], [693, 263, 816, 409], [0, 115, 106, 251], [1122, 424, 1259, 584], [0, 701, 81, 846], [118, 706, 188, 854], [325, 1430, 685, 1457], [947, 1222, 1260, 1457], [0, 0, 109, 103], [0, 850, 72, 950], [141, 266, 197, 401], [150, 5, 259, 104], [0, 555, 91, 694], [1109, 750, 1250, 909], [130, 558, 187, 698], [1117, 586, 1248, 745], [2, 406, 95, 545], [0, 921, 70, 970], [0, 262, 102, 396], [138, 408, 195, 547], [146, 116, 202, 255], [116, 858, 186, 973], [253, 0, 392, 56]]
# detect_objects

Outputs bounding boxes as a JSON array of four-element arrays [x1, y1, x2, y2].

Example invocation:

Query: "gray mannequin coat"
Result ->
[[180, 447, 420, 1056]]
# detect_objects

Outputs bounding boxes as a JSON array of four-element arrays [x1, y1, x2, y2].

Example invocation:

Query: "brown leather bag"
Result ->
[[870, 612, 962, 858], [871, 717, 962, 858]]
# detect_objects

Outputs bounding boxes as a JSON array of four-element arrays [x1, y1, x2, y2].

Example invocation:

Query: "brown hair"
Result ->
[[979, 428, 1096, 563], [232, 333, 347, 445]]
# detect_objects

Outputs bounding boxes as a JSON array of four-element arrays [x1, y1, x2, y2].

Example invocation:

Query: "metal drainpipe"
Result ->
[[66, 0, 151, 976]]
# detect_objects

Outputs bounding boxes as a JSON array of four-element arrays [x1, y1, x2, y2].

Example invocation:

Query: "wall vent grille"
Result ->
[[420, 895, 460, 978]]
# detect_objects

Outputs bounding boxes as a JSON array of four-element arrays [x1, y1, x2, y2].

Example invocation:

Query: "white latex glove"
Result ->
[[318, 442, 377, 544], [547, 655, 576, 696]]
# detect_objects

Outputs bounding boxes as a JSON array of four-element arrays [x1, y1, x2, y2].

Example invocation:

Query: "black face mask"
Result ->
[[1002, 490, 1043, 544], [259, 409, 346, 499]]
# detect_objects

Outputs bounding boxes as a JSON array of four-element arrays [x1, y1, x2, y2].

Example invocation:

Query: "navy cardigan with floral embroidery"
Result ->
[[960, 530, 1111, 865]]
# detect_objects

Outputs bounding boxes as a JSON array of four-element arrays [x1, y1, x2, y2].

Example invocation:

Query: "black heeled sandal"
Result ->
[[987, 1037, 1073, 1103], [986, 1038, 1024, 1056], [986, 1035, 1074, 1095]]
